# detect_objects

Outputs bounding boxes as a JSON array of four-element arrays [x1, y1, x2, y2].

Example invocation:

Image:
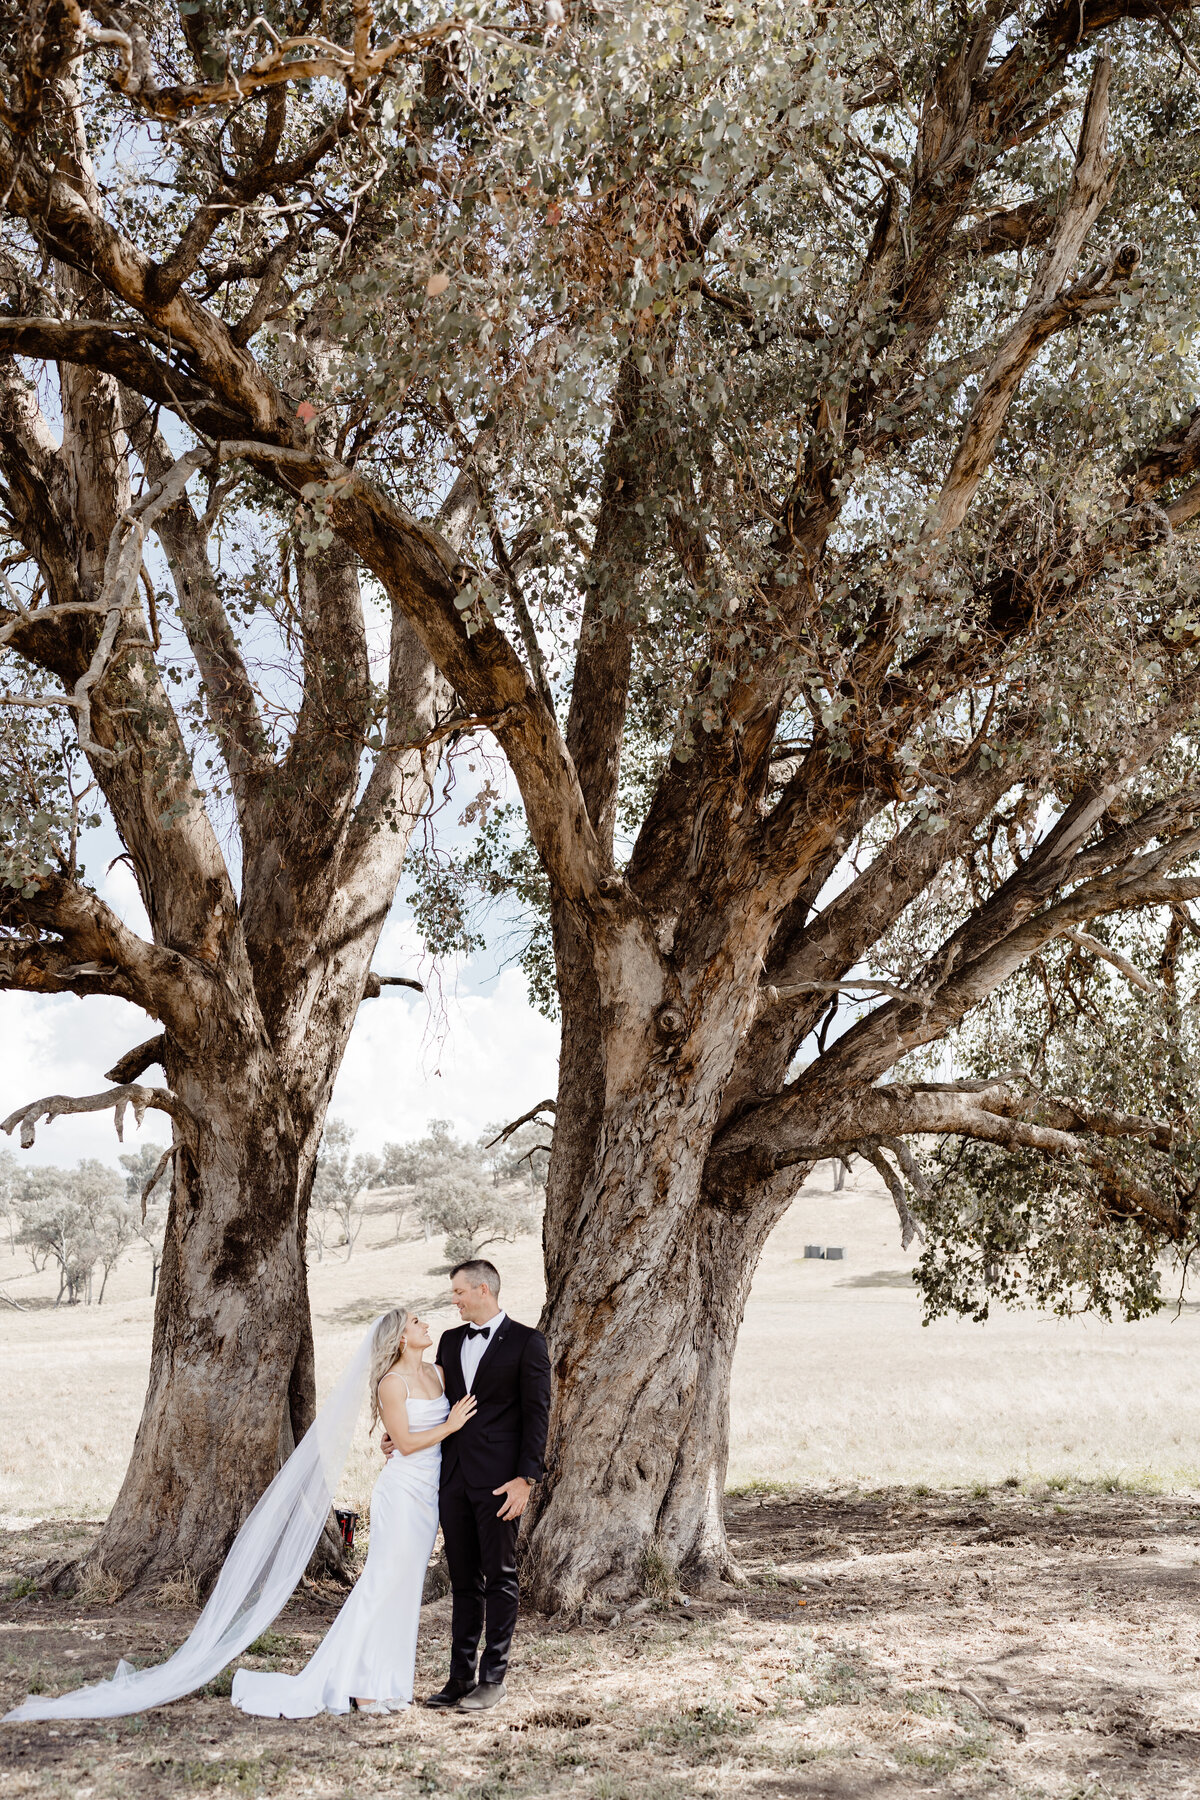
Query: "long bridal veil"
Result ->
[[4, 1315, 383, 1722]]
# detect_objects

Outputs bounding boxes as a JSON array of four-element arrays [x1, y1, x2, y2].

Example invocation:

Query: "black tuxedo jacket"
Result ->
[[436, 1316, 551, 1492]]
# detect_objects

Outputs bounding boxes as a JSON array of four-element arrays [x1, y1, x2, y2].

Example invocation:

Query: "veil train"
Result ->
[[3, 1315, 383, 1722]]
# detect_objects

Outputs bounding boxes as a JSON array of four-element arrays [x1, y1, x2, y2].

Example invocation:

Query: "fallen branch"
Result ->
[[937, 1683, 1027, 1736]]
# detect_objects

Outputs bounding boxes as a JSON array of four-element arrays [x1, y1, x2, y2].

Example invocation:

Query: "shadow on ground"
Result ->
[[4, 1484, 1200, 1797]]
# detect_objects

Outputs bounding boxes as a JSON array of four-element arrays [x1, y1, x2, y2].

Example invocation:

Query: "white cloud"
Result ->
[[331, 910, 559, 1147]]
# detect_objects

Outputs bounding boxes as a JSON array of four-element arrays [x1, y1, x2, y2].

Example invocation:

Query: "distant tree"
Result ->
[[310, 1120, 379, 1261], [484, 1121, 552, 1193], [378, 1121, 460, 1189], [0, 1146, 17, 1252], [15, 1165, 93, 1305], [382, 1119, 537, 1264], [119, 1145, 173, 1297], [74, 1159, 138, 1303], [380, 1121, 470, 1242], [14, 1160, 133, 1304], [421, 1172, 531, 1266]]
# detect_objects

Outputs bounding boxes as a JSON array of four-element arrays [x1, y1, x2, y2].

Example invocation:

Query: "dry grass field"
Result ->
[[5, 1162, 1200, 1521], [5, 1165, 1200, 1797]]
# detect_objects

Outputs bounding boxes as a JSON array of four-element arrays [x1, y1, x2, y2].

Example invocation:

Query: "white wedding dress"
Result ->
[[232, 1382, 449, 1718], [3, 1314, 438, 1726]]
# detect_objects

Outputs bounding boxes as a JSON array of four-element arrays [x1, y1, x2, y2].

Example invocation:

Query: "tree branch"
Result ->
[[485, 1100, 557, 1149], [923, 57, 1125, 546], [1063, 928, 1159, 994], [125, 407, 271, 825], [0, 873, 202, 1034], [361, 973, 424, 997], [1, 1083, 194, 1152], [104, 1034, 166, 1084]]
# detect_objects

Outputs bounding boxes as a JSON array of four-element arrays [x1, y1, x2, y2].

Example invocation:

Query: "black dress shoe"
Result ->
[[457, 1681, 506, 1712], [424, 1679, 477, 1709]]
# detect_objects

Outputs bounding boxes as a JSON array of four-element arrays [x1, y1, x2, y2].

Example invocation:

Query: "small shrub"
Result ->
[[6, 1575, 36, 1599], [641, 1701, 750, 1761], [591, 1779, 629, 1800], [792, 1649, 874, 1709], [640, 1541, 676, 1600]]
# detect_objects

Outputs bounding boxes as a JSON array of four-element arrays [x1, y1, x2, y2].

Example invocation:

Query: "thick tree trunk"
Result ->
[[526, 1042, 795, 1609], [95, 1037, 308, 1592]]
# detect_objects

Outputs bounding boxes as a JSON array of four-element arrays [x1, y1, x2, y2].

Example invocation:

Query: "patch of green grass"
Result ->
[[640, 1700, 751, 1762], [895, 1731, 990, 1777], [911, 1482, 932, 1498], [899, 1688, 952, 1718], [148, 1755, 291, 1794], [1095, 1470, 1165, 1495], [200, 1667, 235, 1698], [969, 1481, 990, 1500], [758, 1559, 781, 1588], [790, 1649, 874, 1710], [4, 1575, 37, 1599]]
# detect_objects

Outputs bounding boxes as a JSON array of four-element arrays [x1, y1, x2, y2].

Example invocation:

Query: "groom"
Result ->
[[425, 1258, 550, 1712]]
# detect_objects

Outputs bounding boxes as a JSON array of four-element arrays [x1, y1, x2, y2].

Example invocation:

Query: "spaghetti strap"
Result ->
[[434, 1365, 446, 1395]]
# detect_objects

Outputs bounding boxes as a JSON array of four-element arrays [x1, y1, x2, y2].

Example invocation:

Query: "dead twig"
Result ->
[[486, 1100, 557, 1149]]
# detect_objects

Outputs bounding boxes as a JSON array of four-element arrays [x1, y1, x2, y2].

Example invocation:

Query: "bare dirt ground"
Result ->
[[4, 1482, 1200, 1800]]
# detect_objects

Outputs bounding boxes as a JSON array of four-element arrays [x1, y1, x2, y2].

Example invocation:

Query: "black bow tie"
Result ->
[[466, 1324, 492, 1340]]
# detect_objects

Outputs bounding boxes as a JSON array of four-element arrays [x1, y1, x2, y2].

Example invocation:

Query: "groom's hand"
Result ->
[[493, 1477, 532, 1521], [380, 1433, 395, 1461]]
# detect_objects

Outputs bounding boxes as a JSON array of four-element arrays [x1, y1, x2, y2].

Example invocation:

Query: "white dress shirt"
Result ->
[[459, 1309, 506, 1392]]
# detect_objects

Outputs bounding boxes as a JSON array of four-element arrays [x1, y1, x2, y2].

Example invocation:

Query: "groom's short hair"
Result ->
[[451, 1258, 501, 1295]]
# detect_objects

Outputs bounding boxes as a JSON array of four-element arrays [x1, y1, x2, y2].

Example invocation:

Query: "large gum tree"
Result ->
[[7, 0, 1200, 1605]]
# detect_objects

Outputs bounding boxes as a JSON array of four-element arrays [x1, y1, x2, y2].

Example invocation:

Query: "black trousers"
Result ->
[[439, 1463, 519, 1685]]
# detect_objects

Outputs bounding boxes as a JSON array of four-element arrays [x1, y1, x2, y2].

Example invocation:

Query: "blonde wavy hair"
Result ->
[[369, 1307, 410, 1429]]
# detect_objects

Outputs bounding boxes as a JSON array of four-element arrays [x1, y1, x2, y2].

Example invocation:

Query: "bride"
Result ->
[[3, 1306, 474, 1725], [234, 1308, 475, 1717]]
